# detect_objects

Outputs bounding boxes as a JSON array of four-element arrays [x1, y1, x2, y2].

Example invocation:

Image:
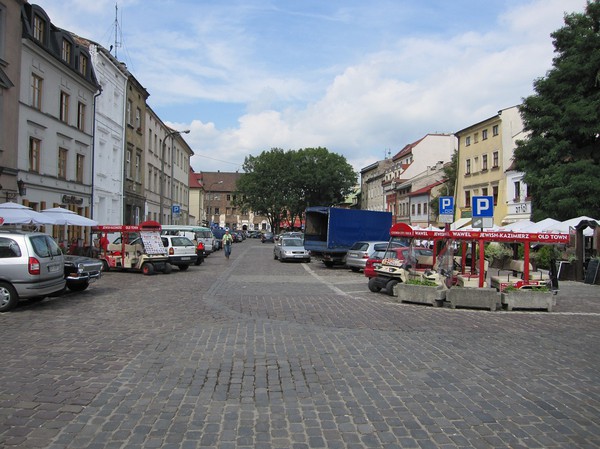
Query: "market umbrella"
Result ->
[[41, 207, 98, 226], [0, 202, 57, 225]]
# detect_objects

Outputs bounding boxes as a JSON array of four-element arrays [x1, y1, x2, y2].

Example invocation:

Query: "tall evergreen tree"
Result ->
[[514, 0, 600, 221]]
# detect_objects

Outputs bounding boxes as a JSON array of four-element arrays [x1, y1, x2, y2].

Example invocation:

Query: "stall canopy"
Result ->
[[0, 202, 57, 225], [41, 207, 98, 226]]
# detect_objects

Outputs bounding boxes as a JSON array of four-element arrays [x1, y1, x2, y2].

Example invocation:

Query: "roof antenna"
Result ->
[[113, 3, 122, 58]]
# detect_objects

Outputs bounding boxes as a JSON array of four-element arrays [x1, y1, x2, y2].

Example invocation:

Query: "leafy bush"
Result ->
[[532, 245, 561, 269], [406, 279, 438, 287], [484, 242, 512, 261]]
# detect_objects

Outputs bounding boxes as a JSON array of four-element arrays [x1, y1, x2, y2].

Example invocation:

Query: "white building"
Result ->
[[86, 40, 128, 225]]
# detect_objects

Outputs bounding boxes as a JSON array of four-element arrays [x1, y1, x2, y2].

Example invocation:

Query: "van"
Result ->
[[161, 225, 216, 255], [0, 230, 66, 312]]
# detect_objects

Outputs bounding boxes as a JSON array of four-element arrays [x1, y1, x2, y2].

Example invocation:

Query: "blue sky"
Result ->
[[34, 0, 588, 174]]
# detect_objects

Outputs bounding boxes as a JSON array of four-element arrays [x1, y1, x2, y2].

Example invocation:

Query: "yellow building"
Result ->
[[454, 106, 528, 226]]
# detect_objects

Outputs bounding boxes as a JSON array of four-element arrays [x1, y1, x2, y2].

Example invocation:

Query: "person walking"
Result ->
[[222, 230, 234, 259]]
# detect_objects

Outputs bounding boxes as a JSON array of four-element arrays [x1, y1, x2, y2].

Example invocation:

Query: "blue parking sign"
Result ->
[[172, 205, 180, 215], [439, 197, 454, 215], [472, 196, 494, 217]]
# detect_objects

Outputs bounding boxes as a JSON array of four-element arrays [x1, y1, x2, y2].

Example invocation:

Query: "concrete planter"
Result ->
[[394, 283, 446, 307], [446, 288, 501, 311], [501, 290, 556, 312]]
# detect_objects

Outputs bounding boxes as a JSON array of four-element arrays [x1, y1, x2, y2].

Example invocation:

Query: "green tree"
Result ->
[[514, 0, 600, 221], [429, 151, 458, 216], [235, 147, 357, 232]]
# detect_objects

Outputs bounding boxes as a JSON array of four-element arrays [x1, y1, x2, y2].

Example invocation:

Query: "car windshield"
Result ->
[[350, 242, 369, 251], [283, 238, 303, 247]]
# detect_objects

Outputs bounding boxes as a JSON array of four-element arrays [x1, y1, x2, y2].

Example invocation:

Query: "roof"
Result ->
[[193, 171, 242, 192], [408, 180, 444, 196]]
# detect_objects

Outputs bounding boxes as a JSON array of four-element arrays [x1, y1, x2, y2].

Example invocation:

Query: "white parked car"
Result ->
[[161, 235, 198, 271]]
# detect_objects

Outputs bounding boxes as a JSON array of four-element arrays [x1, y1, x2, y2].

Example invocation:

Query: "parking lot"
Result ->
[[1, 238, 600, 448]]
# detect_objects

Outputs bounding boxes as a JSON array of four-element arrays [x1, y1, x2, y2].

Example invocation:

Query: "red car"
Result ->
[[364, 247, 433, 278]]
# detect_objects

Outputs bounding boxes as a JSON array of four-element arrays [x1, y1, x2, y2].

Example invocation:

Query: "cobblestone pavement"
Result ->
[[1, 239, 599, 449]]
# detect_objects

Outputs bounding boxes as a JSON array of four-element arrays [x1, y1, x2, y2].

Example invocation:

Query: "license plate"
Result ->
[[181, 257, 190, 261], [48, 264, 61, 272]]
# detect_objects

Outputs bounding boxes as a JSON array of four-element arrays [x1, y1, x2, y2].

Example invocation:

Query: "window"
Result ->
[[79, 55, 87, 76], [61, 39, 72, 63], [492, 125, 499, 136], [482, 129, 488, 140], [125, 149, 132, 178], [214, 207, 220, 215], [135, 153, 141, 182], [492, 151, 499, 168], [493, 186, 499, 205], [417, 204, 421, 215], [423, 203, 427, 215], [474, 132, 479, 143], [411, 204, 415, 215], [31, 74, 43, 110], [33, 15, 45, 42], [466, 159, 471, 175], [514, 181, 521, 201], [227, 194, 231, 201], [465, 191, 471, 208], [482, 187, 488, 197], [58, 148, 68, 179], [482, 154, 488, 171], [77, 102, 86, 131], [135, 108, 141, 129], [29, 138, 41, 172], [465, 136, 471, 146], [60, 91, 69, 123], [126, 100, 132, 125], [76, 154, 84, 183]]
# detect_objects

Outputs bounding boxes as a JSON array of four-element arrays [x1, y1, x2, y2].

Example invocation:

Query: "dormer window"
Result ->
[[61, 39, 72, 64], [33, 15, 45, 42], [79, 54, 88, 76]]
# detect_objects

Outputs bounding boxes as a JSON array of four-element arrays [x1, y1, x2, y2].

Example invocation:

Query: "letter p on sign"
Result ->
[[472, 196, 494, 217]]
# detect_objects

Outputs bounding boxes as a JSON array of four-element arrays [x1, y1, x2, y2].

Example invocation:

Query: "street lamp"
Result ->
[[159, 128, 189, 224], [206, 180, 223, 226]]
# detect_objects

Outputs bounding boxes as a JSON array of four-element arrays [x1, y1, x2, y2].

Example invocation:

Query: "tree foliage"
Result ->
[[429, 150, 458, 216], [235, 147, 357, 232], [514, 0, 600, 221]]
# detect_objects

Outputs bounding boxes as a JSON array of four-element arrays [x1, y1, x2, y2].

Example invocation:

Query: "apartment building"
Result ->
[[381, 134, 456, 223], [0, 0, 23, 203], [18, 3, 99, 243], [85, 38, 128, 225], [360, 159, 392, 211], [454, 106, 529, 226]]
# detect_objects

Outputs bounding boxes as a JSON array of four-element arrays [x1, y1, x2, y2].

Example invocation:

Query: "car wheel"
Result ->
[[101, 260, 110, 272], [163, 263, 173, 274], [368, 277, 382, 293], [350, 267, 360, 273], [141, 262, 154, 275], [386, 279, 399, 296], [274, 252, 278, 260], [324, 261, 334, 268], [0, 282, 19, 312], [67, 281, 89, 292], [178, 264, 189, 271]]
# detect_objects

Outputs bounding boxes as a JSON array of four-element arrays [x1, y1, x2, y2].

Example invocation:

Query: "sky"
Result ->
[[32, 0, 588, 174]]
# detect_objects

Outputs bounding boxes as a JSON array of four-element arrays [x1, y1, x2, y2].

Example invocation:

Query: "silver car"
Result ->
[[273, 237, 311, 262], [0, 230, 66, 312], [345, 240, 390, 272]]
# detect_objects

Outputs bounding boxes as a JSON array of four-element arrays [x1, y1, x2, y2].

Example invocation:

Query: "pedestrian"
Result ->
[[222, 230, 234, 259]]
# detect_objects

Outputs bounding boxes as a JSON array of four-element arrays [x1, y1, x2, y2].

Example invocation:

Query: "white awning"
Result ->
[[451, 218, 471, 230]]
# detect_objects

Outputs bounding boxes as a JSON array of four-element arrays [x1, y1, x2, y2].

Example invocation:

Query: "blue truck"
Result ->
[[303, 206, 393, 267]]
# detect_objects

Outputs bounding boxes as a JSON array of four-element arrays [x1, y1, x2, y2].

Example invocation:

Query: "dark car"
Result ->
[[63, 254, 103, 291], [261, 232, 275, 243]]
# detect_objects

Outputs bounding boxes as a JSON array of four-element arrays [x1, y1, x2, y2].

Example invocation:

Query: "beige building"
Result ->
[[454, 106, 529, 226]]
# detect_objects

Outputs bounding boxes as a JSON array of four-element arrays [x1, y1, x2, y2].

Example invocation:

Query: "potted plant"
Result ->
[[501, 285, 555, 312], [394, 278, 446, 307]]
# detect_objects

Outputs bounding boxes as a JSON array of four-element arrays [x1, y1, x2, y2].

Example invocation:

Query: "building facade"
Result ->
[[360, 159, 392, 211], [123, 75, 148, 225], [18, 3, 99, 244], [86, 39, 128, 225], [454, 106, 529, 226], [0, 0, 24, 203]]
